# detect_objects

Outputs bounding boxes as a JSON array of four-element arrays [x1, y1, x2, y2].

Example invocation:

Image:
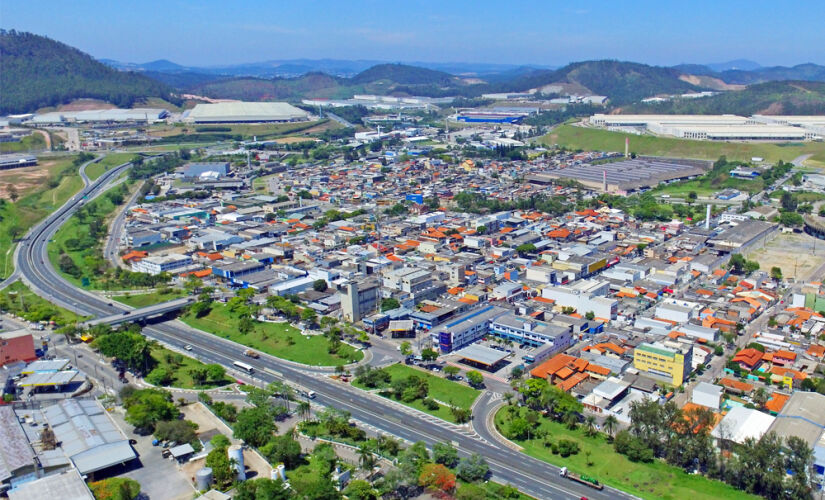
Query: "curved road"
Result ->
[[16, 162, 634, 500]]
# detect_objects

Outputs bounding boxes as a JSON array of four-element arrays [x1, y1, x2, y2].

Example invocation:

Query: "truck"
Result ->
[[243, 349, 260, 359], [559, 467, 604, 490]]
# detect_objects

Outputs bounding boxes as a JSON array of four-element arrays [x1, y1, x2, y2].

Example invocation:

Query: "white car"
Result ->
[[184, 345, 193, 351]]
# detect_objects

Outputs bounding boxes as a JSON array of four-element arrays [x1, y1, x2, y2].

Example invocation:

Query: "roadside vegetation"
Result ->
[[0, 153, 86, 279], [541, 124, 825, 163], [0, 280, 86, 326], [0, 132, 47, 153], [180, 295, 363, 366], [352, 363, 479, 423], [89, 477, 141, 500], [84, 152, 137, 181], [144, 344, 232, 389], [111, 287, 187, 308]]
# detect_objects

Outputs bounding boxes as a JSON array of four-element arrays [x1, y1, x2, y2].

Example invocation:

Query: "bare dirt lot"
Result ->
[[745, 231, 825, 280], [0, 162, 55, 198]]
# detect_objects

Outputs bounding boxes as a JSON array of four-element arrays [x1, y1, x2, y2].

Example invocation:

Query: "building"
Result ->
[[633, 341, 693, 386], [489, 313, 572, 352], [7, 469, 94, 500], [691, 382, 722, 410], [0, 154, 37, 170], [0, 331, 36, 366], [30, 108, 169, 125], [182, 162, 230, 178], [341, 280, 380, 323], [186, 102, 310, 123], [765, 392, 825, 479], [541, 280, 618, 319], [711, 406, 775, 445], [431, 305, 508, 352], [0, 406, 36, 492], [131, 254, 191, 275]]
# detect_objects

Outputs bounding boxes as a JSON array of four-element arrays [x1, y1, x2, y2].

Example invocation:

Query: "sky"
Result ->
[[2, 0, 823, 67]]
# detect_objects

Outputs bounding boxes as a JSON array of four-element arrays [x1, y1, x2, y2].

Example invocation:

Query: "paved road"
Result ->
[[15, 163, 635, 500], [105, 180, 144, 269], [324, 111, 355, 128]]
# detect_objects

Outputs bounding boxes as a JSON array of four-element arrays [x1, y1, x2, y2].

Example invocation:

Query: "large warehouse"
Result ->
[[185, 102, 311, 123], [29, 108, 169, 125], [589, 114, 823, 142], [527, 156, 710, 193]]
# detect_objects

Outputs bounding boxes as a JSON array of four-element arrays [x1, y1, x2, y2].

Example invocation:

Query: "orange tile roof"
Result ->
[[499, 227, 515, 234], [556, 372, 588, 392], [586, 363, 611, 376], [806, 344, 825, 358], [530, 353, 577, 379], [773, 349, 797, 361], [719, 377, 754, 393], [458, 296, 478, 304], [768, 366, 807, 380], [385, 253, 402, 262], [732, 348, 763, 368], [764, 392, 790, 413], [121, 250, 147, 261]]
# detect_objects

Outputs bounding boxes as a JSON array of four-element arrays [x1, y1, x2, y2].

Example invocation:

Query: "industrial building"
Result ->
[[455, 109, 533, 124], [185, 102, 310, 123], [589, 113, 823, 142], [431, 305, 509, 352], [527, 157, 709, 193], [540, 280, 618, 319], [0, 154, 37, 170], [29, 108, 169, 125]]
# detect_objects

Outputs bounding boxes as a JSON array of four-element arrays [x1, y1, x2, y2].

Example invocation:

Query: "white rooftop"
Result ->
[[711, 406, 775, 444]]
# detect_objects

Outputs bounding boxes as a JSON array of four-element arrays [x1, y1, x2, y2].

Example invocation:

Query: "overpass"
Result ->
[[81, 296, 195, 328]]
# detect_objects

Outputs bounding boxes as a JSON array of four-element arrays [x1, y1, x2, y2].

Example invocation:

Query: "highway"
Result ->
[[15, 161, 635, 500]]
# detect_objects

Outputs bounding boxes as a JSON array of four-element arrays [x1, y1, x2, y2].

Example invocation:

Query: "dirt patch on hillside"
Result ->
[[58, 99, 117, 111], [0, 162, 55, 199], [679, 74, 746, 91]]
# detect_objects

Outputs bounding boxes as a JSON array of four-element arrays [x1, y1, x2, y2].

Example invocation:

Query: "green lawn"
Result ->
[[496, 406, 757, 500], [112, 288, 187, 308], [179, 304, 363, 366], [0, 280, 86, 326], [0, 154, 86, 279], [651, 176, 764, 197], [0, 132, 47, 153], [352, 363, 480, 423], [148, 344, 232, 389], [542, 124, 825, 163], [84, 153, 137, 181]]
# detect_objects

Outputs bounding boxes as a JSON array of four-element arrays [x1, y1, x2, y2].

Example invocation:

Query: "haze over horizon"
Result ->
[[2, 0, 823, 68]]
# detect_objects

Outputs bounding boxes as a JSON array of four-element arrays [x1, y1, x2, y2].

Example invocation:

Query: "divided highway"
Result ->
[[16, 162, 635, 500]]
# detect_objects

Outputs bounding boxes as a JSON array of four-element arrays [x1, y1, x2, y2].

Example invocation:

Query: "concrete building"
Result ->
[[691, 382, 722, 409], [765, 392, 825, 480], [8, 468, 94, 500], [541, 280, 618, 319], [431, 305, 508, 352], [341, 280, 380, 323], [633, 341, 693, 386], [131, 254, 191, 275], [711, 406, 775, 445], [489, 313, 573, 351], [0, 154, 37, 170], [182, 162, 230, 178]]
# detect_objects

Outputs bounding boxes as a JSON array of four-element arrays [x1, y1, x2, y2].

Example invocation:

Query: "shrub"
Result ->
[[557, 438, 580, 457]]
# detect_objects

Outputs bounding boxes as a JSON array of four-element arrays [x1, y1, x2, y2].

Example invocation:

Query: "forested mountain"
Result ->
[[0, 30, 180, 114], [350, 64, 457, 85], [626, 81, 825, 115]]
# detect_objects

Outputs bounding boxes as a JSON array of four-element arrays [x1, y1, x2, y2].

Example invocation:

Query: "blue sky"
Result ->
[[2, 0, 823, 67]]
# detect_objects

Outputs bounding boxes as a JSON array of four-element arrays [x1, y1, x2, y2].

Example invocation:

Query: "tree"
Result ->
[[781, 191, 798, 211], [205, 363, 226, 383], [297, 401, 311, 421], [343, 479, 378, 500], [432, 442, 459, 467], [381, 297, 400, 312], [687, 191, 697, 204], [122, 388, 180, 433], [260, 433, 302, 468], [466, 370, 484, 387], [234, 479, 291, 500], [584, 415, 597, 436], [206, 445, 236, 489], [584, 310, 595, 321], [770, 266, 782, 280], [508, 417, 530, 440], [603, 414, 619, 439], [421, 348, 439, 362], [7, 184, 18, 202], [419, 463, 456, 494], [752, 387, 769, 408], [358, 443, 377, 471], [238, 316, 254, 334], [233, 407, 277, 447], [313, 279, 328, 292], [399, 341, 412, 357], [154, 419, 199, 449], [728, 253, 747, 273], [456, 453, 489, 482], [443, 365, 460, 379], [89, 478, 141, 500]]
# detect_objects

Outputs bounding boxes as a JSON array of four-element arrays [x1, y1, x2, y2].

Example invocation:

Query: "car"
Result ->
[[184, 344, 193, 351], [122, 311, 130, 315]]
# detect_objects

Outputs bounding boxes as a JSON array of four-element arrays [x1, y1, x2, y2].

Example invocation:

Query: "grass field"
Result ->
[[0, 154, 85, 279], [84, 153, 136, 181], [0, 133, 47, 153], [148, 344, 232, 389], [496, 406, 757, 500], [541, 124, 825, 164], [112, 288, 187, 308], [651, 176, 764, 197], [180, 304, 363, 366], [0, 280, 86, 326], [353, 363, 480, 423], [148, 120, 333, 141]]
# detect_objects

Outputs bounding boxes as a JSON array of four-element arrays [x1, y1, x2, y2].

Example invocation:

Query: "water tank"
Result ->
[[195, 467, 212, 491], [228, 444, 246, 481], [272, 463, 286, 481]]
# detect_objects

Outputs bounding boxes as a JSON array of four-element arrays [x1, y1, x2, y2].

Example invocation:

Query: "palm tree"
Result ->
[[603, 415, 618, 440], [502, 391, 514, 406], [564, 411, 579, 430], [584, 415, 597, 437], [358, 443, 376, 471], [297, 401, 311, 421]]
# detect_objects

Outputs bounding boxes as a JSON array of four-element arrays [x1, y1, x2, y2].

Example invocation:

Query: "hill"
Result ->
[[0, 30, 179, 114], [350, 63, 457, 85], [501, 60, 704, 104], [625, 80, 825, 115]]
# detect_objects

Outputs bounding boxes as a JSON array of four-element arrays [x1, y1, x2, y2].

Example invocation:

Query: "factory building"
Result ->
[[185, 102, 310, 123], [589, 114, 823, 142], [29, 108, 169, 125]]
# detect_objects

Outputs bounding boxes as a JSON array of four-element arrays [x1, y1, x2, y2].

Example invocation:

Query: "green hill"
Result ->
[[350, 63, 457, 85], [0, 30, 180, 114], [626, 81, 825, 115]]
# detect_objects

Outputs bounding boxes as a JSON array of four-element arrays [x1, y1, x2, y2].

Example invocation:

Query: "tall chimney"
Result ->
[[625, 137, 629, 158], [705, 204, 711, 230], [603, 170, 607, 192]]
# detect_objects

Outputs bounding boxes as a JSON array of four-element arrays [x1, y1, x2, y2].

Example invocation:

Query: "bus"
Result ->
[[233, 361, 254, 374]]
